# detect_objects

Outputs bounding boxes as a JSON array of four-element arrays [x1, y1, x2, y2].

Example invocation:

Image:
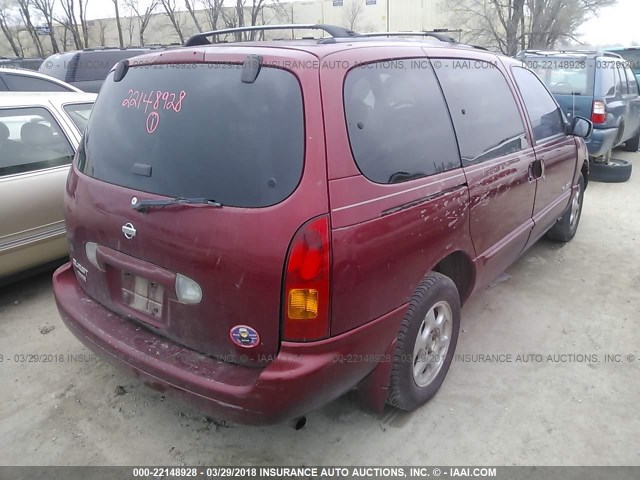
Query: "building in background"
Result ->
[[0, 0, 451, 57]]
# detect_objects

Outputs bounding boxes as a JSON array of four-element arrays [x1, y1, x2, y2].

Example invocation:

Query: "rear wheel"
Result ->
[[624, 133, 640, 152], [590, 158, 632, 183], [547, 174, 584, 242], [388, 272, 460, 411]]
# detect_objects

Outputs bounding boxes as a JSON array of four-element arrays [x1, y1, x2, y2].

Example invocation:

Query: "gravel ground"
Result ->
[[0, 151, 639, 466]]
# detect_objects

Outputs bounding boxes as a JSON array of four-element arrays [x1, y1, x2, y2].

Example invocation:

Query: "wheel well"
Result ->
[[615, 122, 625, 146], [433, 251, 475, 305], [582, 159, 589, 189]]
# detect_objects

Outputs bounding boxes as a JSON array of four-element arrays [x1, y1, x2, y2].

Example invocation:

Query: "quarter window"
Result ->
[[0, 107, 74, 177], [624, 67, 639, 95], [614, 66, 624, 95], [618, 64, 630, 95], [599, 65, 616, 97], [344, 59, 461, 184], [512, 67, 566, 143], [435, 60, 528, 164], [63, 103, 94, 132]]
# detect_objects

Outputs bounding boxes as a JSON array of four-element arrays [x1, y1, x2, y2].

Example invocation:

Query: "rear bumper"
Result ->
[[53, 262, 405, 424], [586, 127, 619, 157]]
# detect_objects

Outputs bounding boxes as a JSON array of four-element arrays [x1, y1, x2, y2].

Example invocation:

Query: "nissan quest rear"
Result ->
[[54, 26, 591, 424]]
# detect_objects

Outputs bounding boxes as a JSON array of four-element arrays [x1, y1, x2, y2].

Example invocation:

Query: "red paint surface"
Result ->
[[54, 42, 587, 423]]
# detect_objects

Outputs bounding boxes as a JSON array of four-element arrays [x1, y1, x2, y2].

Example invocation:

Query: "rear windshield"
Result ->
[[78, 63, 304, 208], [527, 58, 595, 96]]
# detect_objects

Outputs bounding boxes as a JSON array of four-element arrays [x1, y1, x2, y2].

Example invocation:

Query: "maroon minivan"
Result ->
[[53, 26, 592, 424]]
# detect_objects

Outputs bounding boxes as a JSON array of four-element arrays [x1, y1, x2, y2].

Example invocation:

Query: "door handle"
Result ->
[[528, 159, 545, 181], [528, 162, 536, 182]]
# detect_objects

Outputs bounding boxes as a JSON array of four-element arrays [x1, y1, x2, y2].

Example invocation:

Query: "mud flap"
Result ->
[[355, 339, 397, 414]]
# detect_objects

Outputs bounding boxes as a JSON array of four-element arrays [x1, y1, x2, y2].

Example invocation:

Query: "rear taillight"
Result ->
[[592, 100, 607, 124], [283, 216, 330, 341]]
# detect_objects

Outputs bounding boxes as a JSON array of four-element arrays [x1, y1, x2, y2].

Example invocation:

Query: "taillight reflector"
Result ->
[[283, 216, 330, 341]]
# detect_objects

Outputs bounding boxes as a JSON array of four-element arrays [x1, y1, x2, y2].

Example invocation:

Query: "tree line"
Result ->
[[447, 0, 618, 56], [0, 0, 288, 56], [0, 0, 620, 57]]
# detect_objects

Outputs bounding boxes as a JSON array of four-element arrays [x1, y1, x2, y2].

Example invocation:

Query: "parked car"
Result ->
[[605, 47, 640, 82], [0, 56, 44, 71], [39, 47, 166, 93], [0, 67, 81, 93], [53, 25, 591, 425], [517, 49, 637, 182], [0, 92, 95, 283]]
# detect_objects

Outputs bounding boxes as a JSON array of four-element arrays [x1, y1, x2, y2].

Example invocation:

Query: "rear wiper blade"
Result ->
[[132, 197, 222, 213]]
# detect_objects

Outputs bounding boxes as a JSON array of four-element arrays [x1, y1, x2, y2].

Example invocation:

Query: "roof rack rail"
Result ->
[[359, 31, 458, 43], [185, 24, 359, 46]]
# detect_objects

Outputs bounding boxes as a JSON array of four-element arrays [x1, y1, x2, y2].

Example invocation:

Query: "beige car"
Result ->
[[0, 92, 95, 282]]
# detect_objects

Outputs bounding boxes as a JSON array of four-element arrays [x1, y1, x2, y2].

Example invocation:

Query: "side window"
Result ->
[[614, 66, 624, 95], [618, 64, 630, 95], [3, 74, 71, 92], [0, 107, 74, 177], [344, 59, 461, 184], [624, 66, 639, 95], [512, 67, 566, 143], [435, 59, 528, 164], [599, 65, 616, 97], [0, 76, 7, 91]]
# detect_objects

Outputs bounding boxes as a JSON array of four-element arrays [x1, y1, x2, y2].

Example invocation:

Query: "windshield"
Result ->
[[64, 103, 93, 132], [77, 63, 304, 208], [527, 58, 595, 96]]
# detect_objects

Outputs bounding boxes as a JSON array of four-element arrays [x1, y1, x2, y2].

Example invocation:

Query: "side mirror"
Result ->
[[568, 116, 593, 139]]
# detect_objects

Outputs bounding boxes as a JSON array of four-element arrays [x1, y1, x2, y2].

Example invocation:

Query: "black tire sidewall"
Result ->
[[590, 159, 632, 183], [568, 174, 585, 237], [389, 273, 461, 411], [624, 134, 640, 152]]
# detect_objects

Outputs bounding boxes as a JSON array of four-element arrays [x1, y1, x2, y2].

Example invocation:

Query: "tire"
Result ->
[[388, 272, 461, 411], [547, 174, 585, 242], [624, 133, 640, 152], [590, 158, 632, 183]]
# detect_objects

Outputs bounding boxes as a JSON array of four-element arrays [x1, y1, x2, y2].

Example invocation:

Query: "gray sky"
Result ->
[[82, 0, 639, 47], [578, 0, 640, 47]]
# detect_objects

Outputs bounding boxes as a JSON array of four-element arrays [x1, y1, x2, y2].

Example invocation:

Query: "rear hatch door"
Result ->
[[65, 49, 328, 365], [528, 57, 595, 121]]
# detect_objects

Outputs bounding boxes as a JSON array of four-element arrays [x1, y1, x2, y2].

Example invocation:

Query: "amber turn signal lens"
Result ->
[[288, 289, 319, 319]]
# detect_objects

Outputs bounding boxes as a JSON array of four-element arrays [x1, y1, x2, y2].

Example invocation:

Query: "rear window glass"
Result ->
[[528, 58, 594, 96], [78, 64, 304, 208]]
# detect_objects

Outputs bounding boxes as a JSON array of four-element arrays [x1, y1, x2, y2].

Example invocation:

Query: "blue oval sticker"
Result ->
[[229, 325, 260, 348]]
